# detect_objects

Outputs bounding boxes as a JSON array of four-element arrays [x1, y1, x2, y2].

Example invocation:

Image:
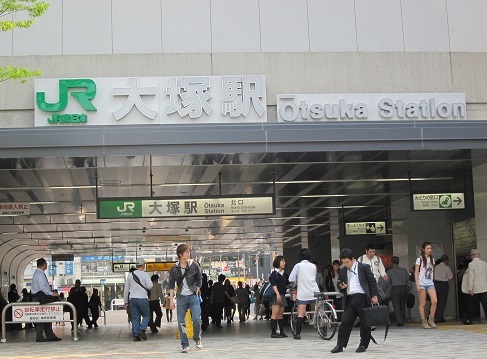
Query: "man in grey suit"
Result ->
[[331, 248, 379, 354], [464, 248, 487, 324]]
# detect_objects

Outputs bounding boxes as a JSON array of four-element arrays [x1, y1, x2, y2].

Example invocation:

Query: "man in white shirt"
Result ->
[[433, 255, 454, 323], [123, 258, 153, 341], [31, 258, 61, 342], [464, 249, 487, 325], [357, 243, 388, 282]]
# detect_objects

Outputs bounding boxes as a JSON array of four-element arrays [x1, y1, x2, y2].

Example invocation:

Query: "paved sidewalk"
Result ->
[[1, 312, 486, 359]]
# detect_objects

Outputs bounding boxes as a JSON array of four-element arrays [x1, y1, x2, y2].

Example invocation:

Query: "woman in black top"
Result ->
[[269, 255, 289, 338]]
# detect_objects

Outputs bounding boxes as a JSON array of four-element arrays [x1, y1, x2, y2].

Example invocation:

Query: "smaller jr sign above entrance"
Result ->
[[97, 195, 275, 219]]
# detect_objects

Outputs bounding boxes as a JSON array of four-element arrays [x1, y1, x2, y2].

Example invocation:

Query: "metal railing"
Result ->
[[1, 302, 78, 343]]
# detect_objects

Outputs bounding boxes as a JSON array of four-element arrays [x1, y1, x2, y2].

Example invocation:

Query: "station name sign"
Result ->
[[412, 193, 465, 211], [277, 93, 466, 122], [345, 222, 386, 235], [97, 195, 275, 219], [34, 76, 267, 126]]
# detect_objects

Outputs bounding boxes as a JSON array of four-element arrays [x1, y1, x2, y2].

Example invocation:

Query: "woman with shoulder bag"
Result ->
[[415, 242, 438, 329]]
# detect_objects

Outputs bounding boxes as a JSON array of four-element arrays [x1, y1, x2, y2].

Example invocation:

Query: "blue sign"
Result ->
[[81, 255, 124, 261], [48, 263, 57, 276], [65, 261, 74, 275]]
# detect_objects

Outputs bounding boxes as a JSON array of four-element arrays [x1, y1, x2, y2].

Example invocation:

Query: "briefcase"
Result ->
[[363, 304, 390, 327]]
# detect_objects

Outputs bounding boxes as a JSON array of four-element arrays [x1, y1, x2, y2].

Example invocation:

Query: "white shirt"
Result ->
[[347, 261, 365, 295], [31, 267, 53, 296], [123, 269, 153, 303], [289, 260, 320, 301], [415, 256, 434, 286], [358, 254, 386, 281]]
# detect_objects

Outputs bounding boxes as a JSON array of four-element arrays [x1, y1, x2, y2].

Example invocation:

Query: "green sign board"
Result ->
[[98, 200, 142, 218], [98, 196, 275, 219], [412, 193, 465, 210]]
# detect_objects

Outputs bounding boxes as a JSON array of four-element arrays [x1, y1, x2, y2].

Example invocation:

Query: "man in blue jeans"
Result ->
[[168, 243, 203, 353], [123, 258, 153, 341]]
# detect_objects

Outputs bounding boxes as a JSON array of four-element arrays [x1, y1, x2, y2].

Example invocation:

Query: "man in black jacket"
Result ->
[[331, 248, 378, 354]]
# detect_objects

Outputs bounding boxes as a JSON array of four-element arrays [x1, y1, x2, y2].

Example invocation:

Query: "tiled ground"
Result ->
[[1, 312, 486, 359]]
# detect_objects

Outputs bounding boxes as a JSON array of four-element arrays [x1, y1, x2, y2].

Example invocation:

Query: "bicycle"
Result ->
[[289, 291, 342, 340]]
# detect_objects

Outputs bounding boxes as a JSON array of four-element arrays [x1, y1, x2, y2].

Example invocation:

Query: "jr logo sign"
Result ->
[[36, 79, 97, 112]]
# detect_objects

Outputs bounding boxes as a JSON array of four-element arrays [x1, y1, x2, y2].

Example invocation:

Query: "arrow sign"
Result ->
[[345, 222, 386, 235], [413, 193, 465, 210]]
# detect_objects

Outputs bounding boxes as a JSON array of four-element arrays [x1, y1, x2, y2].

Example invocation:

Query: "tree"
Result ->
[[0, 0, 49, 83]]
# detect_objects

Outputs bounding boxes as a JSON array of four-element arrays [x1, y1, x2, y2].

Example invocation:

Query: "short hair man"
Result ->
[[463, 249, 487, 325], [148, 274, 164, 332], [387, 256, 409, 326], [168, 244, 203, 353], [31, 258, 61, 342], [331, 248, 378, 354], [123, 258, 153, 341], [433, 254, 454, 323], [357, 244, 388, 282]]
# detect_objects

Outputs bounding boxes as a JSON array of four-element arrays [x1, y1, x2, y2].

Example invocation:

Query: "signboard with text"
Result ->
[[98, 195, 274, 219], [35, 76, 267, 126], [12, 304, 63, 322], [345, 222, 386, 235], [277, 93, 466, 122], [412, 193, 465, 210], [0, 202, 30, 216]]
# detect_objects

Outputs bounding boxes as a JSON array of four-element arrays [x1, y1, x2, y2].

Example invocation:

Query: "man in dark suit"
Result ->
[[331, 248, 378, 354]]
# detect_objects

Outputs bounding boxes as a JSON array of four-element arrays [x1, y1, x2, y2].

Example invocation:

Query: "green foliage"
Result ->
[[0, 0, 49, 82], [0, 65, 41, 83]]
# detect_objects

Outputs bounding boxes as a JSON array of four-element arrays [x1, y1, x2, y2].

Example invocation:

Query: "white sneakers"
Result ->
[[195, 340, 203, 349]]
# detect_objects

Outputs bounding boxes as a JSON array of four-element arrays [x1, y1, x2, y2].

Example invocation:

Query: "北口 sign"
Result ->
[[97, 196, 274, 219], [345, 222, 386, 235], [146, 262, 176, 272], [0, 202, 30, 216], [413, 193, 465, 210], [12, 304, 63, 322], [277, 93, 466, 122], [34, 76, 267, 126]]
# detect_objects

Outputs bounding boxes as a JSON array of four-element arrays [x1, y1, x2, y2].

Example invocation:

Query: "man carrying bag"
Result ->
[[331, 248, 379, 354]]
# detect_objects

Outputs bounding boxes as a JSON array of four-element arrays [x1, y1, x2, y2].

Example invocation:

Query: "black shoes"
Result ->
[[331, 346, 343, 353], [435, 318, 446, 323], [48, 337, 62, 342], [150, 327, 158, 333], [281, 332, 288, 338], [271, 333, 283, 338], [293, 334, 301, 340], [396, 323, 404, 326], [356, 345, 367, 353], [133, 335, 141, 341], [463, 320, 473, 325], [139, 330, 147, 340], [36, 338, 49, 342]]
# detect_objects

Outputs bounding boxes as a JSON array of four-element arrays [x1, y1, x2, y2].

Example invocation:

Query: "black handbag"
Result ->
[[363, 304, 390, 344], [406, 292, 415, 308]]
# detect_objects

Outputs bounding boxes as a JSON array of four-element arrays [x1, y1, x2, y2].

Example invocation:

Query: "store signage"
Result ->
[[97, 195, 275, 219], [35, 76, 267, 126], [12, 304, 63, 322], [146, 262, 176, 272], [412, 193, 465, 210], [277, 93, 466, 122], [0, 202, 30, 216], [345, 222, 386, 235]]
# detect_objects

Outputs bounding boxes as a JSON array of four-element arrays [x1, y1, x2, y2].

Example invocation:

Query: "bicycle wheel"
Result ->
[[316, 301, 337, 340], [290, 301, 298, 335]]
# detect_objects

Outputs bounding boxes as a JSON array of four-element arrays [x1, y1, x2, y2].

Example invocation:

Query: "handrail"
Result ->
[[1, 301, 78, 343]]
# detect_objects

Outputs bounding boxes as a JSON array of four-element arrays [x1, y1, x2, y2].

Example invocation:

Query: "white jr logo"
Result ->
[[117, 202, 135, 213]]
